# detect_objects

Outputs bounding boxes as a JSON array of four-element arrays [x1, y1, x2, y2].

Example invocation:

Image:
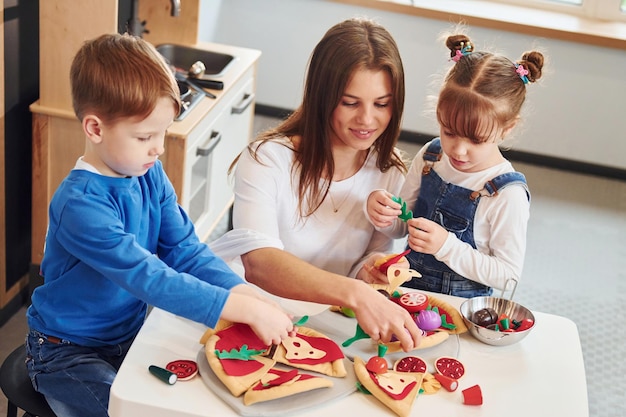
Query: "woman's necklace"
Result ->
[[328, 176, 355, 213]]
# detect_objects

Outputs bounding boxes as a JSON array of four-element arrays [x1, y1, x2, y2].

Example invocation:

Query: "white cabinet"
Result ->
[[182, 73, 255, 240], [158, 42, 260, 242]]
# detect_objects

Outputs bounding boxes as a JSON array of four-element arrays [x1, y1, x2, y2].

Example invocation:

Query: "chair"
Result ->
[[0, 345, 56, 417]]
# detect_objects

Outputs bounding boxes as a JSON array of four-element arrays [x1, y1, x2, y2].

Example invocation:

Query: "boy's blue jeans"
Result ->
[[25, 330, 135, 417]]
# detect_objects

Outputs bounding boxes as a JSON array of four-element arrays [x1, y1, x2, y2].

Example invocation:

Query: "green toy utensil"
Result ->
[[342, 323, 371, 347]]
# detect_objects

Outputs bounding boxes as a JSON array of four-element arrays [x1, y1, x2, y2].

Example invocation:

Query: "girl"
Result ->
[[367, 34, 544, 297]]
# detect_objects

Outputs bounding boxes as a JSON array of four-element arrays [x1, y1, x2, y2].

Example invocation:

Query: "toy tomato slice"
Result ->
[[166, 359, 198, 381], [393, 356, 427, 373], [366, 356, 389, 374], [435, 356, 465, 380], [397, 292, 429, 313]]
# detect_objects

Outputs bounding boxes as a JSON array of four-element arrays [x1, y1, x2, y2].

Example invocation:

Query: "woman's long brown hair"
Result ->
[[231, 18, 407, 218]]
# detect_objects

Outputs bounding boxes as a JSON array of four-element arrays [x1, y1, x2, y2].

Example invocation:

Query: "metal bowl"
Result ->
[[459, 296, 535, 346]]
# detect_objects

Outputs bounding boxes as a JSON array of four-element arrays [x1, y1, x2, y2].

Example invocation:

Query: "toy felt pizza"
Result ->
[[384, 293, 468, 354], [243, 367, 333, 406], [354, 355, 423, 417], [270, 326, 347, 377], [201, 320, 346, 404], [204, 321, 277, 397]]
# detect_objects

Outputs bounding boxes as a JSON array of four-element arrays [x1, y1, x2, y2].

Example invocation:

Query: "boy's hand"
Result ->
[[366, 190, 402, 228], [222, 291, 295, 346], [406, 217, 448, 254]]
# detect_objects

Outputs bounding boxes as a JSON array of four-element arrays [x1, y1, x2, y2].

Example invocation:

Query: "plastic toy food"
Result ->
[[472, 307, 498, 327], [414, 309, 442, 331], [366, 344, 389, 374], [462, 384, 483, 405], [433, 373, 458, 392]]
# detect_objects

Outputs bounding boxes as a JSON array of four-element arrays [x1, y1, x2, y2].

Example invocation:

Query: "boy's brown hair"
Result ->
[[70, 33, 181, 123]]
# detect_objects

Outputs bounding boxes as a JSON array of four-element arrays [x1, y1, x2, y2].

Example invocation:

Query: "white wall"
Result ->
[[199, 0, 626, 170]]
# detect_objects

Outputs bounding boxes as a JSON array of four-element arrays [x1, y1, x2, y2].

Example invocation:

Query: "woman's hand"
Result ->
[[406, 217, 448, 255], [350, 282, 422, 352], [366, 190, 401, 228]]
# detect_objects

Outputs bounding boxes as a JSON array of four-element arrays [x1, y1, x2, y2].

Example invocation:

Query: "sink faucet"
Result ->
[[170, 0, 181, 17], [128, 0, 181, 37]]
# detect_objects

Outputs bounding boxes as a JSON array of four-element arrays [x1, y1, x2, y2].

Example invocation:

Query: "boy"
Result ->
[[25, 33, 294, 417]]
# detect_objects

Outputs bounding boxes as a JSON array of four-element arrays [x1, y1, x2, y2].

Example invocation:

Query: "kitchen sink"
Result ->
[[156, 44, 235, 77]]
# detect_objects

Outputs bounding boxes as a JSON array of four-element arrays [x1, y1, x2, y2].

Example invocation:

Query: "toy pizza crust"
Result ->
[[426, 295, 468, 335], [271, 326, 347, 377], [371, 265, 422, 295], [353, 356, 423, 417], [202, 320, 341, 404], [386, 330, 449, 354], [243, 368, 333, 406], [205, 328, 275, 397]]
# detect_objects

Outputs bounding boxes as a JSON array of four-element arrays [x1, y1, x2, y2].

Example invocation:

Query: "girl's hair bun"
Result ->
[[446, 34, 472, 58], [518, 51, 544, 83]]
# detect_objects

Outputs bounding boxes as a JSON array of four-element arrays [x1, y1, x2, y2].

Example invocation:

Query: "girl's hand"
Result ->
[[367, 190, 402, 228], [406, 217, 448, 255]]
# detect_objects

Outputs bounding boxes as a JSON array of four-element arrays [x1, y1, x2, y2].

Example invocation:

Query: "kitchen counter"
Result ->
[[108, 291, 588, 417], [164, 41, 261, 139]]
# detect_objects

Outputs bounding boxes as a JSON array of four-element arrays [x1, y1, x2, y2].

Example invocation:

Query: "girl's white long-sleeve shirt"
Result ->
[[377, 141, 530, 291]]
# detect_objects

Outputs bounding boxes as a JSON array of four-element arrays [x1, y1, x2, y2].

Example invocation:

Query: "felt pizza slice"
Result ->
[[353, 356, 423, 417], [424, 295, 468, 335], [243, 367, 333, 406], [271, 326, 347, 377], [204, 321, 276, 397]]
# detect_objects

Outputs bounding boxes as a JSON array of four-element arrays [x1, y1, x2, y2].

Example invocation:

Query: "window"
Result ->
[[493, 0, 626, 22]]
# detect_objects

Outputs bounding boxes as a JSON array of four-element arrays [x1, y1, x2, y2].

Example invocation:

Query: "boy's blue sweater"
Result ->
[[27, 161, 244, 347]]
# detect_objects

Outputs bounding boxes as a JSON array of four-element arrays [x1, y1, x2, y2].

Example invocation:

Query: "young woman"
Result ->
[[211, 17, 423, 351], [367, 33, 545, 297]]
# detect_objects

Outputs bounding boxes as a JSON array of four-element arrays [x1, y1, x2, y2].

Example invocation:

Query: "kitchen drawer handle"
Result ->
[[196, 131, 222, 156], [231, 93, 255, 115]]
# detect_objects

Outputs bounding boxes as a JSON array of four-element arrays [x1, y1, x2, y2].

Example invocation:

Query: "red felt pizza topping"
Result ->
[[393, 356, 427, 374], [215, 323, 269, 351], [251, 368, 317, 391], [435, 356, 465, 380], [214, 324, 270, 377], [166, 359, 198, 381], [369, 371, 417, 400], [282, 333, 344, 365]]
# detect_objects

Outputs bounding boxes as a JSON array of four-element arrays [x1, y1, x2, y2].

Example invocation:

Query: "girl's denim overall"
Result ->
[[404, 138, 529, 298]]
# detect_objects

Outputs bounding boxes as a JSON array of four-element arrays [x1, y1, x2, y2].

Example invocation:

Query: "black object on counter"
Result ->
[[192, 78, 224, 90]]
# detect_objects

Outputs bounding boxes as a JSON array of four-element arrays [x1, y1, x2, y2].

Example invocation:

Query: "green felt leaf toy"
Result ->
[[392, 196, 413, 222], [215, 344, 266, 360]]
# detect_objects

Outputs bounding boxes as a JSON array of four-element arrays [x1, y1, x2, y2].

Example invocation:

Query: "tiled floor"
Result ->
[[1, 115, 624, 416]]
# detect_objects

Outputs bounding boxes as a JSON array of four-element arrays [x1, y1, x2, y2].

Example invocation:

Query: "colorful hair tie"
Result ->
[[451, 41, 473, 62], [515, 64, 529, 84]]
